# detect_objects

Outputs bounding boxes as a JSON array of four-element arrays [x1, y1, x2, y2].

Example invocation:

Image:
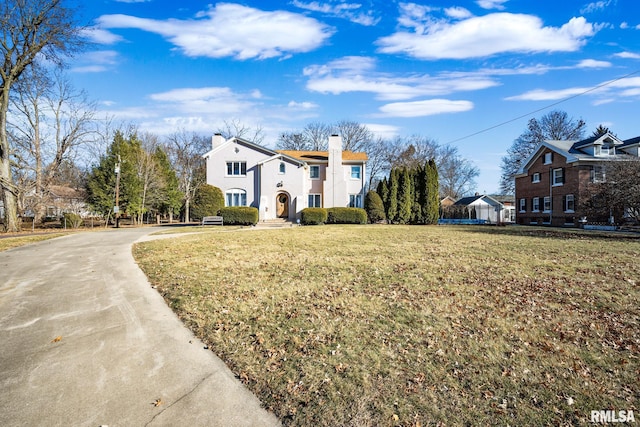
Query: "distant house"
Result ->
[[46, 186, 89, 218], [452, 194, 509, 223], [514, 132, 640, 226], [203, 134, 368, 221]]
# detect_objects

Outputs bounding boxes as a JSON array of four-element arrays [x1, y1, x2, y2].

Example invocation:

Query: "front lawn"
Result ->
[[133, 225, 639, 426]]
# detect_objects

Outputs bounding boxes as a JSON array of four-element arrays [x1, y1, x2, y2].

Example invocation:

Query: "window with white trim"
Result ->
[[226, 161, 247, 176], [309, 165, 320, 179], [543, 196, 551, 212], [565, 194, 575, 212], [552, 168, 564, 186], [351, 166, 361, 179], [279, 162, 286, 174], [349, 194, 362, 208], [308, 194, 321, 208], [519, 198, 526, 212], [532, 197, 540, 212], [543, 152, 553, 164], [225, 189, 247, 206], [532, 172, 541, 183], [590, 165, 605, 183]]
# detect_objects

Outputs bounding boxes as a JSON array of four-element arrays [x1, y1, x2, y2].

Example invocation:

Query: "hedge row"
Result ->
[[301, 207, 367, 225], [218, 207, 259, 225]]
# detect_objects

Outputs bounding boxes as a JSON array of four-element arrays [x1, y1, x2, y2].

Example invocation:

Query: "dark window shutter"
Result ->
[[561, 168, 565, 183]]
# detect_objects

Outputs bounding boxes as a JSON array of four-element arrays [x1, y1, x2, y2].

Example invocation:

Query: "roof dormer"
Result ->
[[572, 132, 623, 157]]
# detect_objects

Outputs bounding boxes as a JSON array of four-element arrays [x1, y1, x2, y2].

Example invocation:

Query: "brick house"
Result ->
[[515, 132, 640, 226]]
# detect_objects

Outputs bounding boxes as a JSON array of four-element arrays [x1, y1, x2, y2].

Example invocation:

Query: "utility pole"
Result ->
[[114, 155, 121, 228]]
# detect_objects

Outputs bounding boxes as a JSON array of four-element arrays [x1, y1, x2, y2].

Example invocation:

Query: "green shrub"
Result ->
[[301, 208, 328, 225], [62, 212, 83, 229], [364, 190, 386, 223], [191, 184, 225, 221], [326, 207, 367, 224], [218, 207, 259, 225]]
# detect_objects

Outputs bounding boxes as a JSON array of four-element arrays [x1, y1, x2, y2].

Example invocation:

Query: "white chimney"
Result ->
[[212, 133, 225, 150]]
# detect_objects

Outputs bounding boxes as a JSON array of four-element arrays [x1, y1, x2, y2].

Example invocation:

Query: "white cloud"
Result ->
[[378, 99, 473, 117], [70, 50, 119, 73], [81, 27, 123, 44], [377, 9, 596, 60], [287, 100, 319, 110], [364, 123, 401, 139], [445, 7, 473, 20], [304, 56, 499, 101], [291, 1, 380, 26], [577, 59, 612, 68], [580, 1, 613, 14], [149, 87, 259, 114], [505, 87, 591, 101], [614, 51, 640, 59], [97, 4, 333, 60], [476, 0, 508, 10], [506, 77, 640, 102], [620, 22, 629, 29]]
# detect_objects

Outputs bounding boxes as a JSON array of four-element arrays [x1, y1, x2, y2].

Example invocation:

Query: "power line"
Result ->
[[445, 68, 640, 145]]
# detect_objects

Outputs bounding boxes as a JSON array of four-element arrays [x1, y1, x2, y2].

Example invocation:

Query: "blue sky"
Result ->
[[71, 0, 640, 194]]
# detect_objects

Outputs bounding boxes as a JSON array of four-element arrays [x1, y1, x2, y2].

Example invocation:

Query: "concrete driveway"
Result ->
[[0, 227, 280, 427]]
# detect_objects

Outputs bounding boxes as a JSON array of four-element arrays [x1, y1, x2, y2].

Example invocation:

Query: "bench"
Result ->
[[201, 216, 223, 226]]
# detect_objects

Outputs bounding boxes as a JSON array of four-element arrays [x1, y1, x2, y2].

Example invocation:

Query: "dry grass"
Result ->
[[0, 233, 65, 252], [133, 225, 640, 426]]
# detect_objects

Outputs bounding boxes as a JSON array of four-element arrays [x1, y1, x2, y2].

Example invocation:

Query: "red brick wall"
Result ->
[[515, 149, 581, 226]]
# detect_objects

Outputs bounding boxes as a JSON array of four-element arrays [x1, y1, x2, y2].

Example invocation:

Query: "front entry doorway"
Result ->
[[276, 193, 289, 218]]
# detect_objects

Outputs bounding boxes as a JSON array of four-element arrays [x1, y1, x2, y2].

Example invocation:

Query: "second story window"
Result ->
[[226, 161, 247, 176], [544, 152, 553, 164], [590, 165, 605, 183], [351, 165, 361, 179], [310, 165, 320, 179], [279, 162, 286, 174], [532, 172, 541, 183], [552, 168, 564, 186]]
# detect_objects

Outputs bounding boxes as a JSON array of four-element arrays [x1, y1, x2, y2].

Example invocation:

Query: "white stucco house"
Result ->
[[203, 134, 368, 221]]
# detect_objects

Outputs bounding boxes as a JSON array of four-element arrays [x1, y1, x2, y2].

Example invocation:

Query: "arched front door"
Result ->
[[276, 193, 289, 218]]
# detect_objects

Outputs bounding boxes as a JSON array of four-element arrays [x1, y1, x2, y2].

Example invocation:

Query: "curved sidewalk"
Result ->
[[0, 227, 280, 427]]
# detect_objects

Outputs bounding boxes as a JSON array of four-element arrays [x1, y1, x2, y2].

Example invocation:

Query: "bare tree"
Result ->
[[217, 119, 265, 145], [436, 145, 479, 199], [500, 110, 586, 195], [579, 159, 640, 224], [277, 132, 310, 151], [10, 66, 95, 223], [334, 120, 373, 152], [165, 130, 209, 223], [1, 0, 84, 231]]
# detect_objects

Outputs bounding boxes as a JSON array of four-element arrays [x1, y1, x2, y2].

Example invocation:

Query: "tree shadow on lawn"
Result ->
[[454, 224, 640, 240]]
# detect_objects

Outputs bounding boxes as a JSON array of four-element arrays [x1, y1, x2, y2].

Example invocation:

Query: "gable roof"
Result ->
[[277, 150, 368, 162], [202, 136, 277, 159], [516, 131, 636, 176], [454, 194, 502, 207]]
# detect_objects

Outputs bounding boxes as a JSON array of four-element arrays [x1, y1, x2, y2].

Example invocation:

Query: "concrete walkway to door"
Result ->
[[0, 227, 280, 427]]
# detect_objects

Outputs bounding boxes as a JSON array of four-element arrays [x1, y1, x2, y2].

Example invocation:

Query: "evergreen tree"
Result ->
[[191, 184, 225, 220], [397, 168, 412, 224], [364, 190, 386, 223], [86, 131, 143, 220], [153, 146, 183, 221], [377, 177, 389, 220], [413, 164, 427, 224], [387, 169, 399, 223], [425, 159, 440, 224]]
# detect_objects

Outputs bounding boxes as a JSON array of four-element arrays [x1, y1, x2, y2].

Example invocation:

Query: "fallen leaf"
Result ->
[[153, 398, 163, 407], [51, 336, 62, 343]]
